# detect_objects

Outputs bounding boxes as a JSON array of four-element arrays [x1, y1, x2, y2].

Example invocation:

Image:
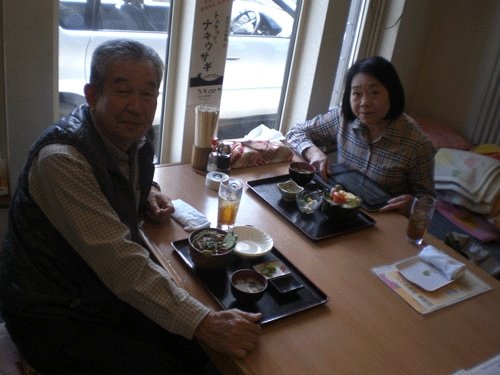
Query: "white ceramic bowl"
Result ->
[[277, 179, 304, 201], [232, 226, 274, 258]]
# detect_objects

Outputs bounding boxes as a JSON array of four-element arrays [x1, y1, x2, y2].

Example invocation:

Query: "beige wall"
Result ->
[[2, 0, 58, 186], [0, 1, 58, 237], [393, 0, 500, 144]]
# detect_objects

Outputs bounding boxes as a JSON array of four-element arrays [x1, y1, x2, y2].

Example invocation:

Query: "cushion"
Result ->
[[410, 114, 473, 150]]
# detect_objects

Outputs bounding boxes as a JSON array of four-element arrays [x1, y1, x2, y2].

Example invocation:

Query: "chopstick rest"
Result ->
[[171, 199, 211, 232], [418, 245, 466, 280]]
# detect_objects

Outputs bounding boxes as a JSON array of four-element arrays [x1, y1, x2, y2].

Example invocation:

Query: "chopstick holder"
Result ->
[[418, 245, 466, 280], [171, 199, 211, 232]]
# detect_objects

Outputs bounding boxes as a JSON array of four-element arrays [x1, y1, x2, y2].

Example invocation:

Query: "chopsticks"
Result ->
[[194, 105, 219, 148], [139, 229, 184, 287]]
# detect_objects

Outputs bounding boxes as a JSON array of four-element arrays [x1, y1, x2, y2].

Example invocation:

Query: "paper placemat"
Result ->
[[371, 258, 491, 314]]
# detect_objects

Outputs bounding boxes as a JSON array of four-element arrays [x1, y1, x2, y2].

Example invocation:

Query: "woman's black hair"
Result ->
[[341, 56, 405, 122]]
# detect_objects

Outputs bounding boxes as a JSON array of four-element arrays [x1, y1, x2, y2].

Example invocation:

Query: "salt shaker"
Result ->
[[206, 138, 219, 172]]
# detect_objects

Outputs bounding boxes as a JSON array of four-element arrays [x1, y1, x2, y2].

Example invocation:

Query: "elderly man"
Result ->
[[0, 39, 261, 375]]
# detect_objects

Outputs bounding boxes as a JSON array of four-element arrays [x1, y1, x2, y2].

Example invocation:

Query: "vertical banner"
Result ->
[[188, 0, 233, 108]]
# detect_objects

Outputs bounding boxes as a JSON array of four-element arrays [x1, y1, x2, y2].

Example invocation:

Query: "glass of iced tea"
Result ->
[[217, 177, 243, 230], [406, 194, 437, 245]]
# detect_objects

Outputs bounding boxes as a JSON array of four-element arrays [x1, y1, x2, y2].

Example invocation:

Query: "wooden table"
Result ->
[[142, 163, 500, 375]]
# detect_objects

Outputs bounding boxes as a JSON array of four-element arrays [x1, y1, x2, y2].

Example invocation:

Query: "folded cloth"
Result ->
[[434, 148, 500, 204], [230, 140, 293, 169], [436, 189, 500, 216], [171, 199, 211, 232], [242, 124, 285, 142], [419, 245, 466, 280]]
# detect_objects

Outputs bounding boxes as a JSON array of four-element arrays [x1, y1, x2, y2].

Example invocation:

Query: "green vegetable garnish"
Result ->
[[192, 229, 237, 256]]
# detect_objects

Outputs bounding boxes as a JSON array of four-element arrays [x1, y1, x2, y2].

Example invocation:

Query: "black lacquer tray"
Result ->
[[315, 164, 393, 211], [247, 175, 376, 240], [172, 239, 328, 325]]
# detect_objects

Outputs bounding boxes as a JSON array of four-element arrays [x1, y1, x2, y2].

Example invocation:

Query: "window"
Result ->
[[58, 0, 300, 154], [58, 0, 171, 159], [58, 0, 367, 162], [217, 0, 299, 139], [330, 0, 369, 108]]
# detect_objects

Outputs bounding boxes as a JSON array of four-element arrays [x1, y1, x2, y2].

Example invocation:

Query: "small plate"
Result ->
[[253, 259, 291, 279], [270, 274, 304, 294], [232, 226, 274, 258], [396, 257, 454, 292]]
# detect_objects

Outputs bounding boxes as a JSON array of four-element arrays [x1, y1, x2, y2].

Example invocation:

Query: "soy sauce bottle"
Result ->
[[216, 142, 232, 174]]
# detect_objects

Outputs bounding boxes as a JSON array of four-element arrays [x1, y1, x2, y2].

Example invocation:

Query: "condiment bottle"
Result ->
[[206, 138, 219, 172], [217, 142, 232, 173]]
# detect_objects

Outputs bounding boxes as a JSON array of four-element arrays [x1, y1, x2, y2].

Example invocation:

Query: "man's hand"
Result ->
[[146, 188, 175, 223], [303, 146, 330, 179], [379, 194, 413, 215], [195, 309, 263, 358]]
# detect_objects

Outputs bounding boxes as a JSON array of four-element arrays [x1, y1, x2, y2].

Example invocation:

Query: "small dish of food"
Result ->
[[321, 185, 362, 220], [253, 259, 291, 279], [277, 179, 304, 201], [296, 189, 322, 214], [230, 269, 268, 305], [232, 226, 274, 258]]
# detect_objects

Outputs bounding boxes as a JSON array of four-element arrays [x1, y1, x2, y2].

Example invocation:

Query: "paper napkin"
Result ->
[[171, 199, 211, 232], [419, 245, 466, 280]]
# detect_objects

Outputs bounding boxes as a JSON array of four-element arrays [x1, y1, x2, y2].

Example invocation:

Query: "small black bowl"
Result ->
[[289, 162, 316, 186], [230, 269, 267, 305]]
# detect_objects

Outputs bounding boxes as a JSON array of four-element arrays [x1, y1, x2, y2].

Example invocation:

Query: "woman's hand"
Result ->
[[304, 146, 330, 179], [379, 194, 413, 215], [195, 309, 263, 358], [146, 188, 175, 223]]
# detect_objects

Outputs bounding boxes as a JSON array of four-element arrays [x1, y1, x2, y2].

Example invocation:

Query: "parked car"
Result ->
[[58, 0, 295, 139]]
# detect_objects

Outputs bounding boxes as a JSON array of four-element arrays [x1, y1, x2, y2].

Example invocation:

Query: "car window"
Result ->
[[59, 0, 170, 32]]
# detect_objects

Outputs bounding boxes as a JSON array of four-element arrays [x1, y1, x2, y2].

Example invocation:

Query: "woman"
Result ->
[[286, 56, 435, 212]]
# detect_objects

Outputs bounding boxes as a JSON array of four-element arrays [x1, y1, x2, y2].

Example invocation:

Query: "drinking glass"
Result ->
[[406, 194, 437, 245], [217, 178, 243, 230]]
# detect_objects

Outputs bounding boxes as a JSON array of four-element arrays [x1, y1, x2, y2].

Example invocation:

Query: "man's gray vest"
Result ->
[[0, 105, 155, 322]]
